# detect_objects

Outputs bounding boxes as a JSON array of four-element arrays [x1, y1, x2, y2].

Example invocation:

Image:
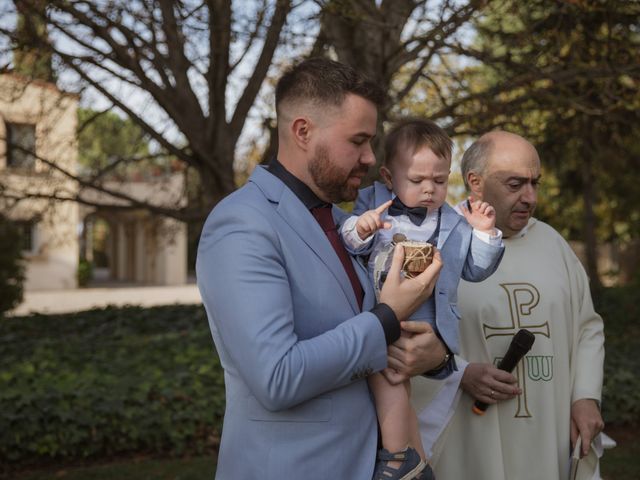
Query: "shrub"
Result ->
[[0, 305, 225, 472], [595, 277, 640, 426], [77, 259, 93, 287], [1, 290, 637, 475], [0, 214, 25, 315]]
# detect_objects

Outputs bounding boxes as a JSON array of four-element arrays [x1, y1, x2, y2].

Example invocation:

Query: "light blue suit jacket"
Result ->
[[352, 181, 505, 356], [196, 166, 389, 480]]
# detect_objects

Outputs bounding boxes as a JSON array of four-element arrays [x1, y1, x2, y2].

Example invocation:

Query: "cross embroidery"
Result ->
[[482, 283, 550, 417]]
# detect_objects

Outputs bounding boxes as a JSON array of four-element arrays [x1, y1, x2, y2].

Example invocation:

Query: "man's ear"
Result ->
[[291, 117, 312, 151], [379, 166, 393, 190], [467, 171, 484, 198]]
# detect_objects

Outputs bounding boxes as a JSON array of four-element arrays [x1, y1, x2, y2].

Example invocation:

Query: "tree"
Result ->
[[11, 0, 55, 82], [77, 108, 160, 179], [1, 0, 296, 223], [5, 0, 635, 287], [456, 0, 640, 288], [309, 0, 486, 170], [313, 0, 482, 116], [0, 213, 25, 315], [3, 0, 503, 217]]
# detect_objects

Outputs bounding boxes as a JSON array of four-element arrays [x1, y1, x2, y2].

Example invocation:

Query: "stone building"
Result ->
[[0, 73, 79, 290], [0, 73, 187, 290]]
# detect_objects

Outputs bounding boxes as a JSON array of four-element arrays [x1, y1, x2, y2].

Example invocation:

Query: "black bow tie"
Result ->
[[387, 197, 428, 226]]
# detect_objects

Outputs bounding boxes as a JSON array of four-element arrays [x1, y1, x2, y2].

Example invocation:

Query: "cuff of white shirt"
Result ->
[[472, 227, 503, 246], [340, 215, 374, 251]]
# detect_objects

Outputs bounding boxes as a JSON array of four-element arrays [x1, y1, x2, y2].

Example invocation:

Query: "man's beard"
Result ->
[[308, 143, 368, 203]]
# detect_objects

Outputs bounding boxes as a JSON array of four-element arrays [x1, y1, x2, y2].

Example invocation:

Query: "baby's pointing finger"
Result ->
[[374, 200, 393, 215]]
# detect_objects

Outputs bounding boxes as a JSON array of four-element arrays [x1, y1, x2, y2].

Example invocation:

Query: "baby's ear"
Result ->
[[379, 166, 393, 189]]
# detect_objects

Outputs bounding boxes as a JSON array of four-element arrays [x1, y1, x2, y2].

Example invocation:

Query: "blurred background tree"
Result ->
[[452, 0, 640, 288], [0, 0, 638, 286]]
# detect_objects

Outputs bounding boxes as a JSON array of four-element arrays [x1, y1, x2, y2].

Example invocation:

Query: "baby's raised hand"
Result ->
[[461, 196, 497, 235], [356, 200, 393, 240]]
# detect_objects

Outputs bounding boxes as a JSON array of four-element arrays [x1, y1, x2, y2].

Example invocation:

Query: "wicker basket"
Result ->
[[398, 241, 434, 278]]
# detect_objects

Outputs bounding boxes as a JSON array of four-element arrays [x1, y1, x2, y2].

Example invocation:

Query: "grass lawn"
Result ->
[[12, 425, 638, 480], [13, 455, 216, 480], [600, 425, 640, 480]]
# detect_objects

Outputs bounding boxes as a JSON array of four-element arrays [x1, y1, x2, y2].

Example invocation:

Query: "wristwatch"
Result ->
[[426, 351, 451, 375]]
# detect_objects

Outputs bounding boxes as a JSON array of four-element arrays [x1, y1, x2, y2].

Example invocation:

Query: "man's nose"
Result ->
[[360, 144, 376, 166], [521, 183, 537, 204]]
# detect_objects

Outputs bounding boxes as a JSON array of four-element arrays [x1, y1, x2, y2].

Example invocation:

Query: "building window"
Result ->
[[14, 220, 37, 253], [6, 122, 36, 170]]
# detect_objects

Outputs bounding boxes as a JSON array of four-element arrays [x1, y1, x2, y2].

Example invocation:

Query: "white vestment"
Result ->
[[431, 218, 604, 480]]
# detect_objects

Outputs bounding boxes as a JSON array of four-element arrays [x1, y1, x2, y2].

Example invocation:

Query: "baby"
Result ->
[[340, 119, 504, 480]]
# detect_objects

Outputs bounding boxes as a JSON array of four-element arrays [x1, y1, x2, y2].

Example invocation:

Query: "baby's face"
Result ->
[[387, 146, 450, 210]]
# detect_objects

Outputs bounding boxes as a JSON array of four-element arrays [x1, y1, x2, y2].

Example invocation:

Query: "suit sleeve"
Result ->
[[461, 232, 505, 282], [196, 202, 388, 412]]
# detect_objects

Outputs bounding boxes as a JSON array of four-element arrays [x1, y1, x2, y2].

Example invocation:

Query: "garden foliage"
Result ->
[[0, 305, 224, 471], [596, 278, 640, 426], [0, 214, 25, 314], [0, 294, 637, 472]]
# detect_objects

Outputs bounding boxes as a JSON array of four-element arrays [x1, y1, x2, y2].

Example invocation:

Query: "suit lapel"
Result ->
[[437, 203, 462, 249], [250, 166, 360, 314]]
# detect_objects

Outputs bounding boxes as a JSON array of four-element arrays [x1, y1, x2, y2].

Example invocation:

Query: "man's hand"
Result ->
[[461, 196, 497, 235], [460, 363, 521, 405], [355, 200, 392, 240], [571, 398, 604, 458], [379, 246, 442, 323], [385, 322, 447, 383]]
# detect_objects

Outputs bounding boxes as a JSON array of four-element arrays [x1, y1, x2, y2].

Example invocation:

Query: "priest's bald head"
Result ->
[[461, 131, 541, 238]]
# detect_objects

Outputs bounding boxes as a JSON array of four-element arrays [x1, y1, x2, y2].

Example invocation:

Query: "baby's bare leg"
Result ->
[[369, 371, 413, 469]]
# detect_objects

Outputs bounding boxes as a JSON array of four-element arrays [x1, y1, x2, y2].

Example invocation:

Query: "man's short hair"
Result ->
[[275, 57, 385, 115], [384, 118, 452, 169], [460, 136, 494, 190]]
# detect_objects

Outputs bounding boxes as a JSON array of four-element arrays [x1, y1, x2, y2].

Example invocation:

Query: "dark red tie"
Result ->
[[311, 206, 364, 310]]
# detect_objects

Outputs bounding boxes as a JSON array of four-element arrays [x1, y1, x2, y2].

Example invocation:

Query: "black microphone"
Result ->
[[472, 329, 535, 416]]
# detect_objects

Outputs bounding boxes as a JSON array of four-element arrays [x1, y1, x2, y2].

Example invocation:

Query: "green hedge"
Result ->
[[0, 305, 224, 472], [596, 280, 640, 426], [0, 214, 25, 314], [1, 289, 637, 472]]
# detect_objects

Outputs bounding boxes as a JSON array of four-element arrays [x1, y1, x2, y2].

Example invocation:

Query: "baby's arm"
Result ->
[[355, 199, 393, 240], [461, 197, 497, 235]]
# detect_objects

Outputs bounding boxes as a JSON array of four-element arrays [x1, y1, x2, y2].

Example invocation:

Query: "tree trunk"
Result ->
[[580, 122, 602, 292]]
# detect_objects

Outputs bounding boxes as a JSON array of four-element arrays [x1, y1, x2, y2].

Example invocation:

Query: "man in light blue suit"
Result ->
[[196, 58, 447, 479]]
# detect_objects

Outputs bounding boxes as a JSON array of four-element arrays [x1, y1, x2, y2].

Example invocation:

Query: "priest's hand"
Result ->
[[385, 321, 447, 383], [571, 398, 604, 458], [460, 363, 521, 405]]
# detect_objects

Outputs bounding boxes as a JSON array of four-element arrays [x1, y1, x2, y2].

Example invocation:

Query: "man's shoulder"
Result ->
[[524, 219, 581, 263], [528, 218, 566, 243], [205, 182, 273, 228]]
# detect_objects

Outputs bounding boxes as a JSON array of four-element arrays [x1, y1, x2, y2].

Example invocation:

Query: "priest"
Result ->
[[424, 131, 605, 480]]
